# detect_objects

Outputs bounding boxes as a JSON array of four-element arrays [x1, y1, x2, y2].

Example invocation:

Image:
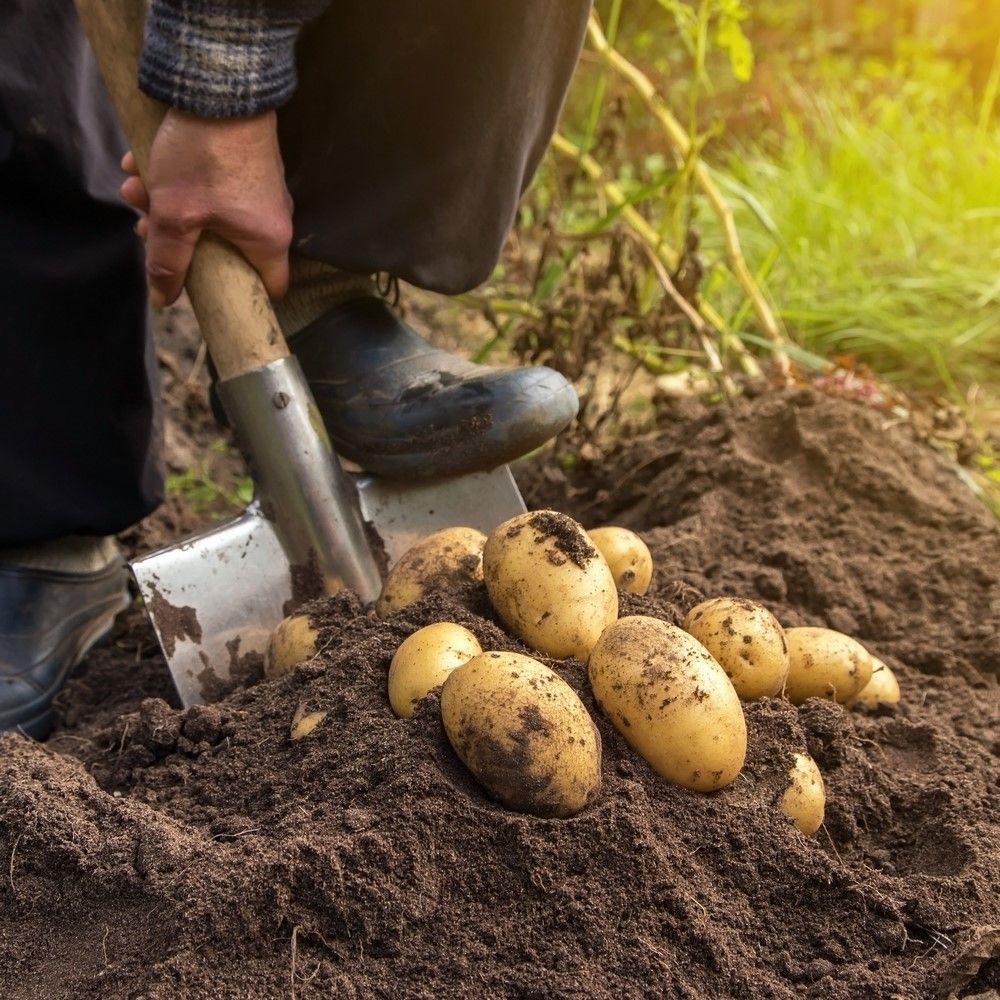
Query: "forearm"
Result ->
[[138, 0, 331, 118]]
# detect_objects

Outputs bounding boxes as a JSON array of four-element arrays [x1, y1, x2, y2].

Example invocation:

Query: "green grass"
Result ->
[[703, 55, 1000, 398], [164, 456, 253, 517]]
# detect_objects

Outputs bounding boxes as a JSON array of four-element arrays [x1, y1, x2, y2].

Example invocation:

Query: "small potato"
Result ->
[[483, 510, 618, 660], [781, 752, 825, 836], [683, 597, 789, 700], [784, 627, 873, 705], [388, 622, 482, 718], [290, 704, 328, 741], [266, 614, 319, 680], [376, 527, 486, 617], [589, 616, 747, 792], [847, 656, 901, 708], [441, 651, 601, 818], [587, 526, 653, 594]]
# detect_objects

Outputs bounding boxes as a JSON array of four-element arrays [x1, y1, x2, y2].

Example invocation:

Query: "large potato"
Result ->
[[587, 526, 653, 594], [388, 622, 482, 718], [781, 752, 825, 836], [683, 597, 789, 700], [589, 616, 747, 792], [483, 510, 618, 660], [441, 651, 602, 818], [847, 655, 901, 708], [376, 527, 486, 617], [266, 614, 319, 680], [784, 627, 873, 705]]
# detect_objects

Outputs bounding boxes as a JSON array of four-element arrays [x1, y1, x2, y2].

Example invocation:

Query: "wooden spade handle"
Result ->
[[73, 0, 289, 379]]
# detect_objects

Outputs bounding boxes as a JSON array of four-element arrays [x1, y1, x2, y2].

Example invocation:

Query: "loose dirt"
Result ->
[[0, 388, 997, 999]]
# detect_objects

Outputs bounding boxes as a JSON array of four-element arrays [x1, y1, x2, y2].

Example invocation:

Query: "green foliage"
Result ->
[[549, 2, 1000, 403], [652, 0, 754, 81], [165, 459, 253, 515], [706, 49, 1000, 396]]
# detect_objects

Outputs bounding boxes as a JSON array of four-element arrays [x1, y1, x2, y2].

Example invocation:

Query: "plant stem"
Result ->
[[581, 0, 625, 156], [550, 132, 761, 377], [633, 235, 737, 394], [586, 14, 791, 379]]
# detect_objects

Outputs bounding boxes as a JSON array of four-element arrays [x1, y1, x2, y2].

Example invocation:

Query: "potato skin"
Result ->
[[376, 527, 486, 617], [265, 614, 319, 680], [483, 511, 618, 660], [388, 623, 482, 718], [290, 708, 327, 741], [440, 651, 602, 818], [784, 627, 873, 705], [589, 616, 747, 792], [847, 656, 901, 708], [781, 752, 825, 836], [683, 597, 789, 700], [587, 527, 653, 594]]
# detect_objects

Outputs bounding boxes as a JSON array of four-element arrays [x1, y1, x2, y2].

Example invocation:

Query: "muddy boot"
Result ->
[[275, 263, 578, 479], [0, 537, 129, 740]]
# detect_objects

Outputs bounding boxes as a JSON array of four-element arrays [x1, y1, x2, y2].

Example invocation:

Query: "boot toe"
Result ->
[[473, 364, 579, 458], [291, 297, 579, 479], [321, 364, 577, 478], [0, 561, 129, 739]]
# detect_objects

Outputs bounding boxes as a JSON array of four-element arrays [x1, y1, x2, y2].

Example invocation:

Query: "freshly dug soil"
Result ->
[[1, 389, 998, 999]]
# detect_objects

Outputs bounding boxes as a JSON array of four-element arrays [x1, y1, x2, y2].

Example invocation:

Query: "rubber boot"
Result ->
[[0, 537, 128, 740]]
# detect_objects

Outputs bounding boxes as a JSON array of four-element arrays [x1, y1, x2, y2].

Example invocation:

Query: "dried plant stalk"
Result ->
[[550, 133, 761, 378], [586, 15, 790, 378]]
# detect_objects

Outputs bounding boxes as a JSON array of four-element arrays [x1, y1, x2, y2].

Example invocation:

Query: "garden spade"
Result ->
[[75, 0, 526, 707]]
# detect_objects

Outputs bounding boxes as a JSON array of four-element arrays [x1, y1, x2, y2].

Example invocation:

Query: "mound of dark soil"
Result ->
[[0, 389, 997, 1000]]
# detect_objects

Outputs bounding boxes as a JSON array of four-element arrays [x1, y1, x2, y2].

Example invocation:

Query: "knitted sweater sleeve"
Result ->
[[138, 0, 331, 118]]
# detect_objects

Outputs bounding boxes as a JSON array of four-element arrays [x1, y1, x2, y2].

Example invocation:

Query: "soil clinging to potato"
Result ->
[[0, 388, 997, 999], [524, 509, 599, 569]]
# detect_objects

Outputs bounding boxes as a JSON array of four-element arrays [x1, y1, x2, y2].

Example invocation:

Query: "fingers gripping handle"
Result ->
[[73, 0, 288, 380]]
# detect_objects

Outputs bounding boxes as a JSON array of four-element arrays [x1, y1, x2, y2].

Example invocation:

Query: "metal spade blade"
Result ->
[[132, 464, 525, 707]]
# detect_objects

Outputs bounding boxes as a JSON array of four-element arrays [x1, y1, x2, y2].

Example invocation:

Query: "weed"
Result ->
[[165, 461, 252, 516]]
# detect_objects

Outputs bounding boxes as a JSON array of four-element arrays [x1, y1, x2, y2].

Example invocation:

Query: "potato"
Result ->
[[682, 597, 789, 700], [587, 526, 653, 594], [784, 627, 873, 705], [781, 752, 825, 836], [290, 704, 327, 741], [589, 616, 747, 792], [266, 614, 319, 680], [847, 656, 901, 708], [376, 527, 486, 617], [388, 622, 482, 718], [441, 651, 601, 818], [483, 510, 618, 660]]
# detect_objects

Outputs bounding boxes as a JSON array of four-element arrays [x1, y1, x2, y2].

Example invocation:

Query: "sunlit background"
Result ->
[[459, 0, 999, 507], [583, 0, 1000, 390]]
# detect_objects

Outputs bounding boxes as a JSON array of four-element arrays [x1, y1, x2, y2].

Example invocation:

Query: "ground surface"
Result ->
[[0, 310, 997, 999]]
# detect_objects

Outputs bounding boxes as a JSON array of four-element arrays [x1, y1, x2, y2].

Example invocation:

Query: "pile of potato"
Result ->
[[266, 511, 900, 834]]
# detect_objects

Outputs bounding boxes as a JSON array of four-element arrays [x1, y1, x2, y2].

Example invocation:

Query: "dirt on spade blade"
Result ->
[[0, 388, 998, 1000]]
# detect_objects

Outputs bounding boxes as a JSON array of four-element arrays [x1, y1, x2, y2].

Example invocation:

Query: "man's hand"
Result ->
[[120, 109, 293, 308]]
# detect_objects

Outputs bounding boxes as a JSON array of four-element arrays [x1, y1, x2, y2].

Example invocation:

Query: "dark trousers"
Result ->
[[0, 0, 590, 545]]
